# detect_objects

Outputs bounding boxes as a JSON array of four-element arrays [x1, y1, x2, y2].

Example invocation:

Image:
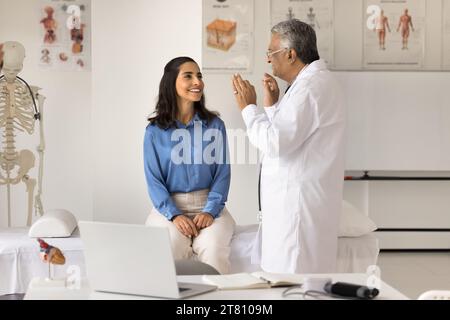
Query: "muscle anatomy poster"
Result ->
[[363, 0, 425, 70]]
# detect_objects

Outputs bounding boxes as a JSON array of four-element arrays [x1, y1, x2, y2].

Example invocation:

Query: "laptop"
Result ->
[[78, 221, 217, 299]]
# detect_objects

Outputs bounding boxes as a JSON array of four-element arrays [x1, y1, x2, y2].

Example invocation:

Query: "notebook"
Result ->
[[202, 272, 303, 290]]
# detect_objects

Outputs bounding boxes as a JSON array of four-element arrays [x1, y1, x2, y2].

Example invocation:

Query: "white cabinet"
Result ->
[[344, 175, 450, 250]]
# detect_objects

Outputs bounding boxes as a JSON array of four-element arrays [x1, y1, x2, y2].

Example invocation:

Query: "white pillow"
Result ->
[[28, 209, 78, 238], [339, 200, 377, 237]]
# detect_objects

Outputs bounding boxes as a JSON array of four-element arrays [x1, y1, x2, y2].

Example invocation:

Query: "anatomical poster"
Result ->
[[38, 0, 91, 71], [443, 0, 450, 70], [363, 0, 425, 70], [270, 0, 334, 67], [203, 0, 254, 73]]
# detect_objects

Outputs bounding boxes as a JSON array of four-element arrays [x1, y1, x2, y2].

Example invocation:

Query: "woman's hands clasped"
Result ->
[[173, 213, 214, 238]]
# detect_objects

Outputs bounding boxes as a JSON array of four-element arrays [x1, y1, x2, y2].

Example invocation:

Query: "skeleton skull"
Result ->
[[2, 42, 25, 83]]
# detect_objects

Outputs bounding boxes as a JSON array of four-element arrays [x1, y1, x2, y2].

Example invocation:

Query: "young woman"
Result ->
[[144, 57, 235, 274]]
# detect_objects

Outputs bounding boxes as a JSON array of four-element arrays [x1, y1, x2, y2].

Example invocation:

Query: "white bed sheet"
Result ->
[[0, 225, 379, 295], [229, 225, 379, 274]]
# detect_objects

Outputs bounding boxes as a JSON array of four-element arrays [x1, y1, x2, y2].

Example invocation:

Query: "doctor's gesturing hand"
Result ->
[[232, 73, 281, 110], [232, 74, 257, 110], [262, 73, 280, 107]]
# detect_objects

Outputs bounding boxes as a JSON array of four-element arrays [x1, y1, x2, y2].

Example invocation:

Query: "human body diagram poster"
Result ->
[[202, 0, 254, 73], [443, 0, 450, 69], [38, 0, 91, 71], [364, 0, 425, 70], [270, 0, 334, 67]]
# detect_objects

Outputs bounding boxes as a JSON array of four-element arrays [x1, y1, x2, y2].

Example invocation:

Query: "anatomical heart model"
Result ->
[[38, 238, 66, 280]]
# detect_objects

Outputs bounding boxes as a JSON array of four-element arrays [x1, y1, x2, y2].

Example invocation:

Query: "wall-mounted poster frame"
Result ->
[[363, 0, 426, 70], [332, 0, 450, 71], [270, 0, 335, 68], [38, 0, 91, 71], [443, 0, 450, 70], [202, 0, 255, 73]]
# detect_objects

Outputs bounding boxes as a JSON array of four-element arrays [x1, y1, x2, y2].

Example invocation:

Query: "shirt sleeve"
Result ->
[[202, 121, 231, 218], [241, 86, 319, 158], [143, 128, 181, 221]]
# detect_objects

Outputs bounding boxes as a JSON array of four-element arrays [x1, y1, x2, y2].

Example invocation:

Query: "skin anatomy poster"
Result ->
[[364, 0, 425, 70], [270, 0, 335, 67], [203, 0, 254, 73], [443, 0, 450, 70], [39, 0, 91, 71]]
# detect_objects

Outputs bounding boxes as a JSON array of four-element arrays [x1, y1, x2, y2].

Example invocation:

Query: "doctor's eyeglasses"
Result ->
[[266, 47, 289, 58]]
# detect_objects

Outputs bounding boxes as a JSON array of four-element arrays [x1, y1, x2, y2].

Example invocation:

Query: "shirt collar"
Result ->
[[176, 112, 207, 129]]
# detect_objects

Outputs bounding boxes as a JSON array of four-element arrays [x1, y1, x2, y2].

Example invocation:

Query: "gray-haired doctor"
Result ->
[[232, 19, 346, 274]]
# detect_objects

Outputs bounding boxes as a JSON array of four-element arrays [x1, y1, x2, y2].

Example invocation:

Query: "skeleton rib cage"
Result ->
[[0, 77, 44, 227]]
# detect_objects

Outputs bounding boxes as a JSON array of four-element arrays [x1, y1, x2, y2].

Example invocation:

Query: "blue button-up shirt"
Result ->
[[144, 113, 230, 220]]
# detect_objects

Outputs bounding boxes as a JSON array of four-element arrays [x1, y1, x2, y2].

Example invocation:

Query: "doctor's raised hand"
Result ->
[[262, 73, 280, 107], [232, 74, 256, 110]]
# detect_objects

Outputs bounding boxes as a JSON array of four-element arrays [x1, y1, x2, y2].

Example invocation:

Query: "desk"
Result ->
[[24, 273, 408, 300]]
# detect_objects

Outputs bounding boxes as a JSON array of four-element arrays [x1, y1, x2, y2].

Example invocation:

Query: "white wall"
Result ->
[[334, 0, 450, 170], [91, 0, 450, 225], [91, 0, 203, 224], [2, 0, 449, 228], [91, 0, 275, 225], [0, 0, 92, 227], [339, 71, 450, 171]]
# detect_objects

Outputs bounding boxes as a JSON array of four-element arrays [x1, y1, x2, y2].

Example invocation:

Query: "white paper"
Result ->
[[363, 0, 425, 70], [38, 0, 91, 71], [443, 0, 450, 69], [270, 0, 335, 67], [202, 0, 254, 73]]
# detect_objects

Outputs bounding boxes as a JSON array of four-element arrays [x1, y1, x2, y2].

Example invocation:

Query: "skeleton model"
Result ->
[[286, 7, 295, 20], [0, 42, 45, 227], [307, 7, 320, 30]]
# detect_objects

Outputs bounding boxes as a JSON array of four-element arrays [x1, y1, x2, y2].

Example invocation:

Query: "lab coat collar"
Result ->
[[304, 59, 328, 74], [289, 59, 327, 91]]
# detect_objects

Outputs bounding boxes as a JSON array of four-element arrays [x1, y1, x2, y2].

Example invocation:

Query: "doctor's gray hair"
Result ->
[[271, 19, 320, 64]]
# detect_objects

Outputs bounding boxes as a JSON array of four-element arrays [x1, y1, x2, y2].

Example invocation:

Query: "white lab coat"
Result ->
[[242, 59, 346, 273]]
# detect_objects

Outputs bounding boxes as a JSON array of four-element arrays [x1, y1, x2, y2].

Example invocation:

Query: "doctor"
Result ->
[[232, 19, 345, 273]]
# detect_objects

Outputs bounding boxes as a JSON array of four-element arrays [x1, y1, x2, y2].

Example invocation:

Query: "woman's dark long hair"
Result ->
[[148, 57, 219, 129]]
